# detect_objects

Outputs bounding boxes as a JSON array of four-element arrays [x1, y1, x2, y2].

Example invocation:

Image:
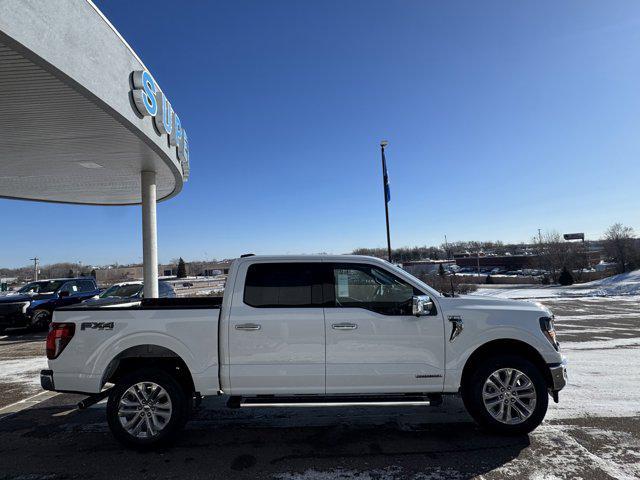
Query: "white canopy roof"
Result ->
[[0, 0, 186, 205]]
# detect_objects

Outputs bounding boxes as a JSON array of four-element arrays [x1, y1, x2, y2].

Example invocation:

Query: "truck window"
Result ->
[[59, 282, 79, 294], [78, 280, 95, 292], [329, 263, 421, 315], [243, 263, 323, 308]]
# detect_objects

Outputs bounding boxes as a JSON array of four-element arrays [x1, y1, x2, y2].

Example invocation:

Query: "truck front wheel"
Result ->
[[106, 368, 188, 449], [30, 309, 51, 331], [461, 354, 548, 435]]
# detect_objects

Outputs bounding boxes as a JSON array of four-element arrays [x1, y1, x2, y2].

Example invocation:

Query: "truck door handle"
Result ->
[[235, 323, 261, 331], [332, 323, 358, 330]]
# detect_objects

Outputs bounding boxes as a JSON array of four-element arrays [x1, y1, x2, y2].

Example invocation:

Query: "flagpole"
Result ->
[[380, 140, 392, 262]]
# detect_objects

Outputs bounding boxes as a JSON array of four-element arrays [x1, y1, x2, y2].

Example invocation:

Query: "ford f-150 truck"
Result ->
[[40, 255, 566, 448], [0, 278, 99, 332]]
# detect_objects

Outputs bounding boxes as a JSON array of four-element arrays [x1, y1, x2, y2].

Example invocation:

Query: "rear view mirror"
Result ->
[[58, 291, 70, 298], [412, 295, 433, 316]]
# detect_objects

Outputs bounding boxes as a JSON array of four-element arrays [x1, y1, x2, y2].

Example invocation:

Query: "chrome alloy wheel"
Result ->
[[118, 382, 173, 438], [482, 368, 537, 425]]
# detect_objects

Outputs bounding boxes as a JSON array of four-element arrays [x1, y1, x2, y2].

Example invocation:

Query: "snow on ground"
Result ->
[[0, 356, 47, 387], [474, 269, 640, 300], [548, 337, 640, 420]]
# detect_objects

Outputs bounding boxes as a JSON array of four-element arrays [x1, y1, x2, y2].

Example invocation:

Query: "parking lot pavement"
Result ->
[[0, 297, 638, 479], [0, 329, 47, 408]]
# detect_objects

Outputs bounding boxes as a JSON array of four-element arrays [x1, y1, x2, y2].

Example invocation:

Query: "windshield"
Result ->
[[19, 280, 65, 294], [100, 284, 143, 299]]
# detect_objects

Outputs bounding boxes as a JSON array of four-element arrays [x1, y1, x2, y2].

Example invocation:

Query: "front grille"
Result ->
[[0, 302, 29, 325], [0, 302, 26, 314]]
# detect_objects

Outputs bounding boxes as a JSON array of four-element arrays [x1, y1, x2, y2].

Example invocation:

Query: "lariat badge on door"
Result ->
[[447, 316, 464, 342]]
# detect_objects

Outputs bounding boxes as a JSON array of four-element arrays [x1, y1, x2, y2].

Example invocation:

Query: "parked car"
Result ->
[[0, 278, 99, 332], [81, 281, 176, 307], [41, 255, 566, 448]]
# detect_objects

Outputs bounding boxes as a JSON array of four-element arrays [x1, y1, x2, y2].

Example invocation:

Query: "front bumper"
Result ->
[[0, 305, 31, 328], [548, 358, 568, 392]]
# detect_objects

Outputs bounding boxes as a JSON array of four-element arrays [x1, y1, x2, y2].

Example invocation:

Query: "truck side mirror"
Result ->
[[412, 295, 434, 316]]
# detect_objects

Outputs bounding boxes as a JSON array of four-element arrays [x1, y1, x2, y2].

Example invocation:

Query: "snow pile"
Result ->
[[584, 269, 640, 296], [475, 269, 640, 299]]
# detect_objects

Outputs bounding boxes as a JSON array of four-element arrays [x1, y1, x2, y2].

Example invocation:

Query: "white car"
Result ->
[[81, 280, 176, 307], [41, 255, 566, 449]]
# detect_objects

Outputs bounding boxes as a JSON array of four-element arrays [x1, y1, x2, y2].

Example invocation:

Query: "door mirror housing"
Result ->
[[58, 290, 70, 298], [412, 295, 434, 316]]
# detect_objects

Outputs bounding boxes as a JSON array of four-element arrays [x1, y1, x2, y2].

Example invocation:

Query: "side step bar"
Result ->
[[227, 394, 442, 409]]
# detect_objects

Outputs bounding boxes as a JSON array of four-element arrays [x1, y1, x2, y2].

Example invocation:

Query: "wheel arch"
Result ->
[[460, 338, 552, 391], [101, 344, 196, 396]]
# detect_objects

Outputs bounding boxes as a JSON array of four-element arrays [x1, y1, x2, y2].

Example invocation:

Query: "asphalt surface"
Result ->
[[0, 329, 46, 408], [0, 296, 638, 479]]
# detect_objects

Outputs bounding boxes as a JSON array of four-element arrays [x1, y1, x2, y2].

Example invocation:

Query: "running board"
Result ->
[[227, 394, 442, 409]]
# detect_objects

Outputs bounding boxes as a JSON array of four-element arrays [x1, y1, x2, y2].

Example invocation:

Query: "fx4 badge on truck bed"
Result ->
[[80, 322, 114, 331]]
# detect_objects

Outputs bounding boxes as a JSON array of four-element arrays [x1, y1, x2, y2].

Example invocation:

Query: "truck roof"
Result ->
[[32, 277, 94, 282], [235, 254, 388, 263]]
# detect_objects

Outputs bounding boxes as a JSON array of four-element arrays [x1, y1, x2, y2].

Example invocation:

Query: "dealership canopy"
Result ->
[[0, 0, 191, 297]]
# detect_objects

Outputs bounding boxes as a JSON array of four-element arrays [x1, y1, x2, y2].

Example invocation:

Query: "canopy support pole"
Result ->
[[141, 170, 159, 298]]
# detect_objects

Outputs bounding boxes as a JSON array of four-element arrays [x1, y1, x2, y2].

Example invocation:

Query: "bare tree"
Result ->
[[603, 223, 636, 273], [532, 231, 577, 283]]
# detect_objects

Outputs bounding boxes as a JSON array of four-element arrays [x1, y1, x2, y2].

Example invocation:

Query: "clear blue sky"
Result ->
[[2, 0, 639, 268]]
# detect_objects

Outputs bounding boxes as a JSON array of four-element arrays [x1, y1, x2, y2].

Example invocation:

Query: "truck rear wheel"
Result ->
[[106, 368, 188, 449], [461, 354, 548, 435]]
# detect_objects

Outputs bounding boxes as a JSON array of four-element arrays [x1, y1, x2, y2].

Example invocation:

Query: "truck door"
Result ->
[[227, 261, 326, 394], [324, 262, 445, 393]]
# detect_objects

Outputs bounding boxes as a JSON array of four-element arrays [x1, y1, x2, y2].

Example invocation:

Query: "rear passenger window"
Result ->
[[78, 280, 95, 292], [244, 263, 323, 308]]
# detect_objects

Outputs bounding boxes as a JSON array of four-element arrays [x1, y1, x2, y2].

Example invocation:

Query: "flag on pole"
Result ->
[[382, 148, 391, 203]]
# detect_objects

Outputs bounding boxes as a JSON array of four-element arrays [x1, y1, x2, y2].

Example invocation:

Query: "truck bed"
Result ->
[[49, 297, 222, 395]]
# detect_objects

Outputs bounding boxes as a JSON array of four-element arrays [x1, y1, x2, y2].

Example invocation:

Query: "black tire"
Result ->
[[30, 309, 51, 331], [106, 368, 189, 449], [461, 354, 548, 435]]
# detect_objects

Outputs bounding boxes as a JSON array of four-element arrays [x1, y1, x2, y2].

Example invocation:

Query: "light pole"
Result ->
[[29, 257, 39, 281], [380, 140, 392, 262]]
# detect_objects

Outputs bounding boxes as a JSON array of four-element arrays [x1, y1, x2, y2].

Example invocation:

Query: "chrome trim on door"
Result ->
[[235, 323, 261, 331], [332, 323, 358, 331]]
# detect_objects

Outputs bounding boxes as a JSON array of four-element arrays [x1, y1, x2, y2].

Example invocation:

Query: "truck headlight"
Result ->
[[539, 316, 559, 351]]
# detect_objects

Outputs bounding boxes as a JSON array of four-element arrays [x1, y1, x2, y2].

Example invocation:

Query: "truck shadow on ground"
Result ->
[[0, 395, 531, 479]]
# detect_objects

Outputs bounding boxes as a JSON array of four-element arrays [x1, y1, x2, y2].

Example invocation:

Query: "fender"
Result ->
[[443, 325, 556, 392]]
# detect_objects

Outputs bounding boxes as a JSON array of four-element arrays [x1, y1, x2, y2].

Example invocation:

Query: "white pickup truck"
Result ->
[[41, 255, 566, 448]]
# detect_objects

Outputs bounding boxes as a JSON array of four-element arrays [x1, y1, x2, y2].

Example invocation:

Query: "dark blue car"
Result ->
[[0, 278, 99, 332]]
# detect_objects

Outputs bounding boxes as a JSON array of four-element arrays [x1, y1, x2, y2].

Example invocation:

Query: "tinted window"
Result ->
[[244, 263, 323, 308], [330, 263, 423, 315], [23, 280, 65, 294], [100, 284, 142, 298], [60, 281, 79, 294], [78, 280, 95, 292]]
